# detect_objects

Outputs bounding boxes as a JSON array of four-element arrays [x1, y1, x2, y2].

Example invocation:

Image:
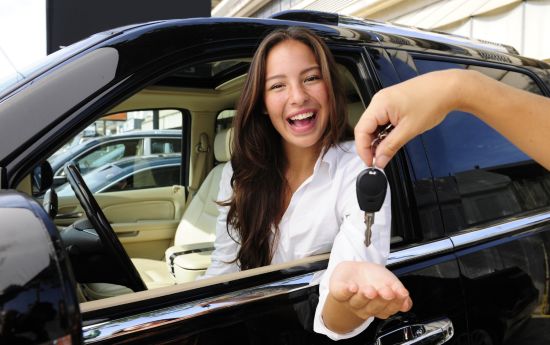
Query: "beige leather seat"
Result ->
[[131, 128, 232, 289]]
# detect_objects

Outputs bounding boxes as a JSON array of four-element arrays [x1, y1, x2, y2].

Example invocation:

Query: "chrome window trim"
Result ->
[[387, 238, 454, 266], [82, 239, 455, 343], [83, 274, 314, 343], [449, 210, 550, 249]]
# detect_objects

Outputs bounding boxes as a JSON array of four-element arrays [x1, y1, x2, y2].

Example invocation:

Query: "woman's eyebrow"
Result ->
[[265, 65, 320, 82]]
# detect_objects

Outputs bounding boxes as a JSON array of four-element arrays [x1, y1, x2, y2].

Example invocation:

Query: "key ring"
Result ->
[[370, 124, 394, 167]]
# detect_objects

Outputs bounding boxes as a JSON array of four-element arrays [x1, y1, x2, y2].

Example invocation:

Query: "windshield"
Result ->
[[0, 32, 114, 96]]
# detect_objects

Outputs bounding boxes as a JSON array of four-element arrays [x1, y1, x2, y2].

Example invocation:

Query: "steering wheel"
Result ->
[[64, 163, 146, 292]]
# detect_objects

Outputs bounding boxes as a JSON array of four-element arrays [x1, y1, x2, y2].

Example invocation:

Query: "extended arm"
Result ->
[[355, 69, 550, 170], [322, 261, 411, 333], [314, 152, 412, 339]]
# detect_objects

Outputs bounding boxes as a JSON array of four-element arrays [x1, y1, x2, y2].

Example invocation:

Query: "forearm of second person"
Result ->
[[458, 69, 550, 170]]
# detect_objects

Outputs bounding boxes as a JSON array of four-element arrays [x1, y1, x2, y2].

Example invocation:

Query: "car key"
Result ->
[[356, 167, 387, 246], [355, 124, 392, 246]]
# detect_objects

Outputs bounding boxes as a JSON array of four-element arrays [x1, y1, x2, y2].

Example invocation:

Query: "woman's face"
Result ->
[[263, 39, 329, 152]]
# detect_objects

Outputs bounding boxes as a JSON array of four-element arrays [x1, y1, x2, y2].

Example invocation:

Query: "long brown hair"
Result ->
[[226, 27, 352, 270]]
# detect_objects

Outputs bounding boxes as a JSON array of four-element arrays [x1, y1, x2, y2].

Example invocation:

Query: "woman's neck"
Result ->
[[283, 143, 322, 193]]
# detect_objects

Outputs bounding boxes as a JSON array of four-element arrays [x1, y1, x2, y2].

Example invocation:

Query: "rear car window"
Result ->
[[414, 59, 550, 233]]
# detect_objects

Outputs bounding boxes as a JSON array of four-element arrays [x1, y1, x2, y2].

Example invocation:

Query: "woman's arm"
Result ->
[[322, 261, 411, 333], [202, 163, 241, 278], [355, 69, 550, 170], [313, 151, 412, 339]]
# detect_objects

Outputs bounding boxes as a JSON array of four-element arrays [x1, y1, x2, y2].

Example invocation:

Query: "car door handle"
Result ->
[[117, 230, 140, 237], [375, 317, 454, 345], [56, 211, 84, 219]]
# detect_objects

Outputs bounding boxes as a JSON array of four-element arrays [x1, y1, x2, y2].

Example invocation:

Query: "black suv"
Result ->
[[1, 10, 549, 345]]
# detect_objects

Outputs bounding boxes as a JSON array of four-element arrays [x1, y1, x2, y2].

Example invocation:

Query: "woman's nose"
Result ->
[[289, 84, 309, 105]]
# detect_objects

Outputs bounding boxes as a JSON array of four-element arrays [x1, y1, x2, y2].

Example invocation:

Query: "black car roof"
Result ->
[[77, 10, 546, 93]]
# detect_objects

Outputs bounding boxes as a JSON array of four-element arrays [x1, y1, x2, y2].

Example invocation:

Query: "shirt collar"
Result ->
[[314, 144, 339, 180]]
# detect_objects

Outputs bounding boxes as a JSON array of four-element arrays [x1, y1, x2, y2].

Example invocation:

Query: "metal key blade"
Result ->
[[364, 212, 374, 246]]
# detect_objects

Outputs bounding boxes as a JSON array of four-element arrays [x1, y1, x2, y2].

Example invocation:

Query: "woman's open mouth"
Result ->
[[287, 111, 317, 128]]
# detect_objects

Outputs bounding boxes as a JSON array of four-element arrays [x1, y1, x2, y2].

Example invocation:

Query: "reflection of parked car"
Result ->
[[48, 130, 181, 187], [57, 154, 181, 196], [1, 10, 550, 345]]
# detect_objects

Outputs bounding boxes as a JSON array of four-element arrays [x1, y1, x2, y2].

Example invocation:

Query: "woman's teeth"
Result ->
[[289, 112, 315, 122]]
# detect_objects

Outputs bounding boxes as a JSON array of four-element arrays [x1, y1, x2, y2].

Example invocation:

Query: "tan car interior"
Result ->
[[43, 59, 365, 301]]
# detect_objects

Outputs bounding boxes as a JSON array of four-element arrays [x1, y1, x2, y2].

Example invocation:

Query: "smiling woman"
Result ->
[[203, 27, 411, 340]]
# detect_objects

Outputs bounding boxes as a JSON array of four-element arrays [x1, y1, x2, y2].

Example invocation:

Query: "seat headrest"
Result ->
[[214, 128, 233, 162]]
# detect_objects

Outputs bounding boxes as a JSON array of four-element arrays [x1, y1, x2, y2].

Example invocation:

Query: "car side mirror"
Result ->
[[0, 192, 82, 344], [32, 160, 54, 195], [43, 188, 58, 219], [53, 175, 68, 189]]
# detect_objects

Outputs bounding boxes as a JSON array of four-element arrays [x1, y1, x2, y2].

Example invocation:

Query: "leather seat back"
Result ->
[[174, 128, 232, 246]]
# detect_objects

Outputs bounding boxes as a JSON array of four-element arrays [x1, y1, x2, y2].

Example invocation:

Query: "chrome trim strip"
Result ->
[[83, 273, 315, 343], [450, 211, 550, 248], [82, 239, 455, 343], [387, 238, 454, 266]]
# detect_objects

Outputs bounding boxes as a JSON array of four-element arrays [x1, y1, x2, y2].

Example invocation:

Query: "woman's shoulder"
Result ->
[[328, 141, 360, 162], [326, 141, 365, 174]]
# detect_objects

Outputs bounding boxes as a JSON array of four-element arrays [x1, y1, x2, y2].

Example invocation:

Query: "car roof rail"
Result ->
[[270, 10, 339, 26], [271, 10, 519, 56]]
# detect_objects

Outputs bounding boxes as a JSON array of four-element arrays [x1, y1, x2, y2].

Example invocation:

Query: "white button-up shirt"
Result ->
[[204, 141, 392, 340]]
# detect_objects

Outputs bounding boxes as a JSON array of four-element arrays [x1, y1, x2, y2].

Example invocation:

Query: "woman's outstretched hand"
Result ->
[[323, 261, 413, 333]]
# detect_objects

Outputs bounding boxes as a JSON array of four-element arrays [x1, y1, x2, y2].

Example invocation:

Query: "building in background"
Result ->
[[47, 0, 212, 53], [212, 0, 550, 62]]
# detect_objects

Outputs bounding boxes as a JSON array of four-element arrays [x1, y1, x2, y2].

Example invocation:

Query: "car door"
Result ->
[[384, 47, 550, 344], [356, 46, 470, 344], [407, 56, 550, 345]]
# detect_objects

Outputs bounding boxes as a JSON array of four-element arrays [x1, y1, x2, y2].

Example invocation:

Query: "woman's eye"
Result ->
[[304, 75, 321, 83], [269, 83, 284, 90]]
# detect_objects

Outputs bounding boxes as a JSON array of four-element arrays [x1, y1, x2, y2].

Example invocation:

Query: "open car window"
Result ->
[[46, 51, 374, 315]]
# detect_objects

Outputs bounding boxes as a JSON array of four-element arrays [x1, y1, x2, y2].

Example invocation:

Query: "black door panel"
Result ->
[[453, 219, 550, 345]]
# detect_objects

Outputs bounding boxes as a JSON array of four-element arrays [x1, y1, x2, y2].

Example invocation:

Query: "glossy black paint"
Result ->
[[0, 192, 81, 344], [388, 47, 550, 345], [456, 230, 550, 345]]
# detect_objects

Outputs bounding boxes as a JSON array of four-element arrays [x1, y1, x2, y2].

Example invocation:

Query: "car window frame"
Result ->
[[73, 43, 382, 325]]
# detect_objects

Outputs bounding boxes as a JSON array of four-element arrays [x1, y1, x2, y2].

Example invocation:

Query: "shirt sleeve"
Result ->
[[202, 163, 241, 278], [313, 155, 392, 340]]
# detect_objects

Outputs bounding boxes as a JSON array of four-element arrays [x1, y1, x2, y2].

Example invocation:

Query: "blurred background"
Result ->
[[212, 0, 550, 62]]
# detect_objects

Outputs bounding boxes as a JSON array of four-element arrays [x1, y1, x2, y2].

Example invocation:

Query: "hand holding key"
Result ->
[[356, 124, 391, 247]]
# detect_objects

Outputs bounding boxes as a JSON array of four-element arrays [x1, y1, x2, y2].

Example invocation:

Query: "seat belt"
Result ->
[[185, 132, 210, 208]]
